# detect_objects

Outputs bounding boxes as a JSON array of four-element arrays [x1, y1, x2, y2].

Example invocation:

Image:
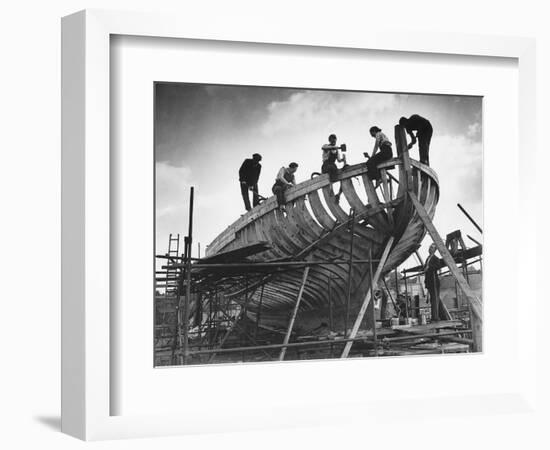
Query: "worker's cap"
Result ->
[[328, 133, 337, 141], [252, 153, 262, 161], [289, 162, 299, 168]]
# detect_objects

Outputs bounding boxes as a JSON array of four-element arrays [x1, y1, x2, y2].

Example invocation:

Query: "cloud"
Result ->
[[260, 91, 398, 137], [155, 162, 193, 219], [466, 122, 481, 141]]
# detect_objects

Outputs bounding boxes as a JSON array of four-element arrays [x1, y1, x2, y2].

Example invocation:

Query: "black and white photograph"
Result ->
[[154, 83, 483, 366]]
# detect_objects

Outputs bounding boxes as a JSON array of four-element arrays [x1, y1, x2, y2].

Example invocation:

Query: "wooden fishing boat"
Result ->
[[201, 128, 439, 334]]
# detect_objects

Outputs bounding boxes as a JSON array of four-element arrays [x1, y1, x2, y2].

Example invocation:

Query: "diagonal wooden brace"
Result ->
[[408, 191, 483, 351], [279, 267, 310, 361], [340, 237, 395, 358]]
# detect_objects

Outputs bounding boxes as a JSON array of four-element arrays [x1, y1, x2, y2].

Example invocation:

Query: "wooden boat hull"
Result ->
[[204, 157, 439, 333]]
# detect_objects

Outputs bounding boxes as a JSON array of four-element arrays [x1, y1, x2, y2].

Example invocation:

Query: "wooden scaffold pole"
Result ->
[[279, 267, 310, 361], [181, 186, 194, 364], [408, 192, 483, 351], [341, 237, 394, 358]]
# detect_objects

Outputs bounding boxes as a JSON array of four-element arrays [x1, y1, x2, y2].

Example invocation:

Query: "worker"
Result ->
[[272, 162, 298, 211], [424, 243, 443, 321], [238, 153, 262, 212], [399, 115, 433, 165], [321, 134, 348, 181], [364, 126, 393, 188]]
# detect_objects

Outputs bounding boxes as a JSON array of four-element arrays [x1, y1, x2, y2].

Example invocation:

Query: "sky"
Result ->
[[155, 83, 483, 269]]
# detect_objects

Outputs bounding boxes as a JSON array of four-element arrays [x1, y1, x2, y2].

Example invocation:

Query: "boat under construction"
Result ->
[[154, 125, 483, 366]]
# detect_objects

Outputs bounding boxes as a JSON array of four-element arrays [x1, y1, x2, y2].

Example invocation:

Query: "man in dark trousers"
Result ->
[[399, 115, 433, 165], [321, 134, 348, 181], [239, 153, 262, 211], [424, 243, 443, 322], [272, 162, 298, 211]]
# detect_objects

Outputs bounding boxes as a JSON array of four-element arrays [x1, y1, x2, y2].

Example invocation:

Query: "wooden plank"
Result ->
[[198, 242, 272, 263], [408, 191, 482, 351], [279, 267, 310, 361], [379, 169, 394, 228], [341, 236, 395, 358]]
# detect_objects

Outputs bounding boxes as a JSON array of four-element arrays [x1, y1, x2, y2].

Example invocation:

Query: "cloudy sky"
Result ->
[[155, 83, 482, 268]]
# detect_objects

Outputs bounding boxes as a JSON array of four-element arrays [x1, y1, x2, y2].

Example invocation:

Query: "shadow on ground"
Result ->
[[34, 415, 61, 431]]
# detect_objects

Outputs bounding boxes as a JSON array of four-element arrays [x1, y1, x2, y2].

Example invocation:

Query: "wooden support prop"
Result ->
[[467, 234, 482, 247], [254, 284, 265, 340], [457, 203, 483, 234], [345, 208, 356, 337], [368, 248, 378, 356], [182, 187, 195, 364], [328, 276, 333, 332], [394, 125, 413, 191], [408, 192, 483, 351], [341, 237, 394, 358], [379, 169, 395, 229], [279, 267, 310, 361]]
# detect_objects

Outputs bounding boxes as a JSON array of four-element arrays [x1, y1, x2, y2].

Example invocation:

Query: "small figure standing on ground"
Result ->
[[365, 126, 393, 189], [238, 153, 262, 212], [272, 162, 298, 211], [399, 115, 433, 165], [424, 243, 443, 321], [321, 134, 348, 181]]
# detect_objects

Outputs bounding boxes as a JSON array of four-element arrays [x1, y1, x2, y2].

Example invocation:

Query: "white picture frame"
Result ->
[[61, 9, 538, 441]]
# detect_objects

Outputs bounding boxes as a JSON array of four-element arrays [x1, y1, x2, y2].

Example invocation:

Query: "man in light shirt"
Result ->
[[272, 162, 298, 211], [321, 134, 348, 182]]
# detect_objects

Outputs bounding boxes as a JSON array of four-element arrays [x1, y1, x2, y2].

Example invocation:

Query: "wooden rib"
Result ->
[[340, 179, 367, 212], [261, 212, 297, 256], [361, 173, 382, 207], [322, 185, 349, 222], [286, 205, 366, 288], [307, 190, 337, 229], [322, 185, 388, 249], [274, 208, 314, 251], [291, 198, 375, 257], [341, 178, 388, 232], [286, 201, 357, 276]]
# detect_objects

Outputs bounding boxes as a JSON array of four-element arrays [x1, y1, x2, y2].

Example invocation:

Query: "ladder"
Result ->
[[165, 233, 180, 295]]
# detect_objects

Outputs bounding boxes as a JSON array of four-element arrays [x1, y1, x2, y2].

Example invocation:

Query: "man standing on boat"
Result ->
[[424, 243, 443, 321], [239, 153, 262, 212], [321, 134, 348, 181], [272, 162, 298, 211], [399, 115, 433, 165]]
